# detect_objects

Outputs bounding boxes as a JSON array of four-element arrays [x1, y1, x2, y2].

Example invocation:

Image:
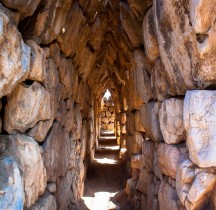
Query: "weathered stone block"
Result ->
[[120, 2, 143, 48], [57, 170, 76, 210], [185, 173, 216, 210], [158, 180, 179, 210], [154, 0, 196, 95], [176, 153, 195, 205], [143, 7, 158, 62], [5, 82, 51, 134], [131, 154, 142, 170], [0, 134, 47, 208], [184, 90, 216, 167], [1, 0, 41, 18], [190, 0, 216, 33], [137, 103, 163, 142], [0, 12, 30, 98], [136, 168, 150, 194], [159, 98, 185, 144], [126, 177, 138, 196], [29, 192, 57, 210], [158, 143, 181, 179], [0, 157, 24, 210], [142, 140, 154, 172], [132, 131, 144, 154], [128, 50, 153, 110], [43, 122, 69, 182], [26, 40, 46, 82]]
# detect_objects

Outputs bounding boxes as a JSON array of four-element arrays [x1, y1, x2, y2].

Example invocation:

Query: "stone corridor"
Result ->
[[0, 0, 216, 210], [78, 131, 130, 210]]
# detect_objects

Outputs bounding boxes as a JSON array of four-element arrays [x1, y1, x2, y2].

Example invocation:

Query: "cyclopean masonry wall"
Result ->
[[100, 96, 115, 131], [0, 0, 215, 210]]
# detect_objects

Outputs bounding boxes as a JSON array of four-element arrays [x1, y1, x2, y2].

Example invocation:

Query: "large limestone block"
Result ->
[[137, 103, 163, 142], [159, 98, 185, 144], [176, 154, 195, 205], [151, 59, 177, 101], [121, 112, 127, 125], [154, 143, 163, 180], [0, 157, 24, 210], [133, 131, 144, 154], [190, 0, 216, 33], [57, 170, 76, 210], [158, 143, 181, 179], [0, 3, 20, 26], [49, 43, 60, 68], [184, 90, 216, 167], [0, 12, 30, 98], [128, 50, 153, 110], [43, 122, 69, 182], [136, 168, 150, 194], [158, 180, 179, 210], [26, 40, 46, 82], [126, 112, 135, 135], [185, 173, 216, 210], [142, 140, 154, 172], [5, 82, 51, 134], [28, 59, 61, 142], [29, 193, 57, 210], [126, 177, 138, 196], [120, 2, 143, 48], [71, 104, 83, 140], [88, 16, 105, 51], [0, 134, 47, 208], [59, 55, 73, 99], [1, 0, 41, 18], [24, 0, 73, 44], [58, 2, 90, 57], [154, 0, 196, 95], [143, 7, 159, 62]]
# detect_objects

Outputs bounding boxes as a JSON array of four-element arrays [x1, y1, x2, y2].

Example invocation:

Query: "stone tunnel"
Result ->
[[0, 0, 216, 209]]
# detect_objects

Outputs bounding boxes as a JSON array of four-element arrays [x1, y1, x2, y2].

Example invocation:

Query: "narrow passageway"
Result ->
[[78, 131, 131, 210]]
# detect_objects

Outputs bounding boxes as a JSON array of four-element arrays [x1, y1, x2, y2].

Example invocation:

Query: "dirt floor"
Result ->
[[78, 132, 132, 210]]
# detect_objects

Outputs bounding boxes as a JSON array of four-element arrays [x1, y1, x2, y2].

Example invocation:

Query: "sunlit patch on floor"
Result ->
[[94, 158, 117, 164], [98, 145, 120, 150], [82, 191, 119, 210], [99, 136, 117, 140]]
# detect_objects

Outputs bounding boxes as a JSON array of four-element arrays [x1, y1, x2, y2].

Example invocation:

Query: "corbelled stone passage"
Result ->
[[100, 90, 115, 132], [0, 0, 216, 209]]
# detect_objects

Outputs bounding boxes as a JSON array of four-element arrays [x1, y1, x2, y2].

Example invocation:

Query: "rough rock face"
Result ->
[[1, 0, 41, 19], [128, 50, 153, 110], [0, 157, 24, 210], [158, 143, 181, 179], [5, 82, 51, 134], [43, 122, 69, 182], [0, 12, 30, 98], [143, 8, 159, 62], [27, 40, 46, 82], [185, 173, 216, 210], [176, 154, 195, 205], [184, 90, 216, 167], [159, 98, 185, 144], [137, 103, 163, 142], [154, 0, 196, 94], [29, 193, 57, 210], [158, 180, 179, 210], [0, 134, 47, 208], [0, 0, 215, 209]]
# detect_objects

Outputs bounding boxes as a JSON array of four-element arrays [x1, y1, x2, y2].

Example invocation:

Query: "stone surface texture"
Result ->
[[159, 98, 185, 144], [0, 0, 215, 209]]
